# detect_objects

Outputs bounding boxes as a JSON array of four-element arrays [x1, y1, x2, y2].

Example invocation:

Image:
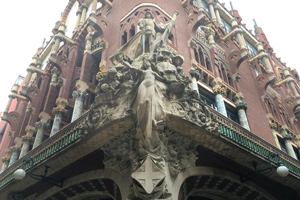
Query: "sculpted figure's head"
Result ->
[[142, 57, 151, 70], [144, 10, 153, 19], [172, 55, 184, 67]]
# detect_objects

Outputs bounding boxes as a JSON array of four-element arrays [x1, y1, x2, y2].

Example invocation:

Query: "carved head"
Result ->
[[172, 55, 184, 66], [144, 10, 153, 19], [142, 57, 151, 70]]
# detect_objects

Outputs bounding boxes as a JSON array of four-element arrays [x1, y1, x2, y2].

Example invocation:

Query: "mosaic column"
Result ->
[[8, 147, 21, 167], [189, 70, 201, 95], [1, 157, 10, 173], [281, 126, 297, 159], [50, 107, 67, 137], [72, 90, 88, 122], [270, 123, 282, 150], [33, 121, 49, 149], [236, 102, 250, 131], [19, 136, 34, 158], [213, 87, 228, 117]]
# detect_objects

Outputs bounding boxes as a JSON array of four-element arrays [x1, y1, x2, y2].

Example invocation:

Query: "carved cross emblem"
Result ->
[[132, 157, 165, 194]]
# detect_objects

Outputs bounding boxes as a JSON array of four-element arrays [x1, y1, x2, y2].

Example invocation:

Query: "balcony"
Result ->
[[0, 105, 300, 194]]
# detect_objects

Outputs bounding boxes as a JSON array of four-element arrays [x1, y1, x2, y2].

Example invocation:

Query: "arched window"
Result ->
[[199, 48, 205, 67], [206, 58, 212, 72], [194, 49, 199, 63], [228, 73, 233, 87], [129, 25, 135, 39]]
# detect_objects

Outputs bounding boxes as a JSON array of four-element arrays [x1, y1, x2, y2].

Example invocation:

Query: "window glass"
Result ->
[[221, 17, 232, 34], [201, 0, 211, 18], [245, 39, 258, 57]]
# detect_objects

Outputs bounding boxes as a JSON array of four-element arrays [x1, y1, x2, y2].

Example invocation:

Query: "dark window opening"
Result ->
[[206, 58, 212, 72], [200, 89, 217, 110], [226, 104, 239, 124], [194, 49, 199, 63], [121, 31, 127, 46], [129, 25, 135, 39], [199, 48, 205, 67]]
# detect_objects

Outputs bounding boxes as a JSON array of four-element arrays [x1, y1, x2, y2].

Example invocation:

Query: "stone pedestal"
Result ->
[[33, 121, 49, 148], [189, 70, 201, 94], [8, 147, 21, 167], [71, 90, 88, 122]]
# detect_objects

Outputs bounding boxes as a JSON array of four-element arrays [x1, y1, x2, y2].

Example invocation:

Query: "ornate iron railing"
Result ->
[[211, 108, 300, 177], [0, 111, 89, 188]]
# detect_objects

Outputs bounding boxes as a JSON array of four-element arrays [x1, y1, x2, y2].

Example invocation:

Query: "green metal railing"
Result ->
[[0, 112, 88, 188], [214, 110, 300, 177]]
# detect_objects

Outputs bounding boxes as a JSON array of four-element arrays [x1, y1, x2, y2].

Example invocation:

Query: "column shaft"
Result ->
[[215, 93, 227, 117], [208, 3, 217, 22], [290, 82, 299, 97], [75, 11, 82, 29], [50, 113, 62, 137], [8, 152, 19, 167], [191, 77, 199, 94], [33, 129, 45, 148], [285, 140, 297, 159], [262, 56, 273, 73], [4, 96, 14, 112], [215, 9, 223, 27], [51, 37, 61, 55], [23, 69, 34, 87], [92, 0, 98, 13], [79, 7, 87, 26], [196, 0, 203, 10], [19, 143, 30, 158], [237, 109, 250, 130], [72, 97, 84, 122], [236, 33, 246, 49]]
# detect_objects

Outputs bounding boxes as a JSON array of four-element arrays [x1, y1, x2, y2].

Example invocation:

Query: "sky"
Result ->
[[0, 0, 299, 113]]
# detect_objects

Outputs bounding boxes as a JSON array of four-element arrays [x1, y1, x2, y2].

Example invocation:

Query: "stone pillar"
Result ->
[[189, 70, 201, 94], [50, 98, 68, 137], [4, 95, 15, 113], [255, 42, 264, 53], [196, 0, 203, 11], [236, 103, 250, 130], [201, 23, 215, 47], [23, 68, 35, 87], [91, 0, 98, 14], [233, 92, 250, 130], [50, 108, 66, 137], [75, 9, 82, 30], [270, 123, 282, 150], [234, 29, 247, 50], [33, 121, 49, 148], [51, 35, 63, 56], [231, 18, 239, 28], [79, 4, 88, 26], [71, 90, 88, 122], [281, 126, 297, 159], [260, 53, 273, 73], [19, 136, 34, 158], [50, 67, 60, 86], [8, 147, 21, 167], [207, 1, 217, 23], [1, 157, 10, 173], [214, 6, 223, 27], [290, 81, 300, 97], [213, 87, 227, 117]]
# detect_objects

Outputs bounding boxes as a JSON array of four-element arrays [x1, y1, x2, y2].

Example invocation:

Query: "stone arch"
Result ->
[[173, 166, 276, 200], [35, 169, 126, 200]]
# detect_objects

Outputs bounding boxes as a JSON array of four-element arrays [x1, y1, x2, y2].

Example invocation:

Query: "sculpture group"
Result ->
[[86, 10, 218, 199]]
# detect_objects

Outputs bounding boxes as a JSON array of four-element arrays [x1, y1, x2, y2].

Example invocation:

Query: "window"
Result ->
[[200, 89, 217, 110], [121, 31, 127, 46], [245, 39, 258, 57], [221, 17, 232, 34], [201, 0, 211, 18], [226, 104, 239, 124]]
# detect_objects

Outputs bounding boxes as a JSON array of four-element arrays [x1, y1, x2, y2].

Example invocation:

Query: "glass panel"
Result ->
[[221, 16, 232, 34], [245, 39, 258, 57], [201, 0, 211, 18]]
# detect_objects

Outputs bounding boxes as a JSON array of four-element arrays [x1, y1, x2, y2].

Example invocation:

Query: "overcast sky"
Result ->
[[0, 0, 298, 113]]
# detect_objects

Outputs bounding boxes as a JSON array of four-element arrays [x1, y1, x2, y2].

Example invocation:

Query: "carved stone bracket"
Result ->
[[269, 122, 277, 130]]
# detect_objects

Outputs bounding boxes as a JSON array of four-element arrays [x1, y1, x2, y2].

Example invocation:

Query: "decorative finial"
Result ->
[[253, 19, 259, 36], [230, 1, 234, 11]]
